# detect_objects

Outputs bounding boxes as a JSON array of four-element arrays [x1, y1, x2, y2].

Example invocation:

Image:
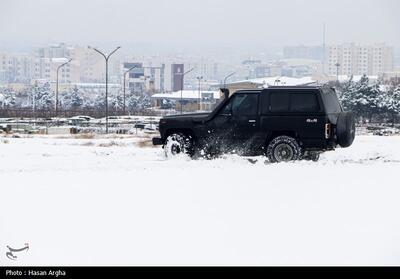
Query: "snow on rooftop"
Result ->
[[228, 76, 317, 87], [152, 90, 221, 100]]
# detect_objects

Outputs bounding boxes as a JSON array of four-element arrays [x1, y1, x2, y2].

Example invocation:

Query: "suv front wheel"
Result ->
[[164, 133, 194, 158], [266, 136, 302, 163]]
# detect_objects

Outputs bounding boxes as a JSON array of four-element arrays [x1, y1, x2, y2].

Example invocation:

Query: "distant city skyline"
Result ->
[[0, 0, 399, 51], [1, 41, 396, 90], [0, 42, 399, 65]]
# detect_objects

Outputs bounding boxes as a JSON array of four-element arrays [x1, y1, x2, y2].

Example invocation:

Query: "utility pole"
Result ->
[[55, 58, 72, 116], [196, 76, 203, 111], [32, 81, 37, 120], [322, 22, 326, 75], [123, 65, 138, 115], [179, 68, 194, 114], [89, 46, 121, 134]]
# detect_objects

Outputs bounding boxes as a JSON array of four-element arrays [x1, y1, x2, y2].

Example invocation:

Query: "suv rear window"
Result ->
[[268, 90, 320, 113], [270, 93, 290, 112], [291, 93, 319, 112]]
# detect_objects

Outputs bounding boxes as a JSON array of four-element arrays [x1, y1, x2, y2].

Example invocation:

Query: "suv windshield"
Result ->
[[321, 88, 342, 113]]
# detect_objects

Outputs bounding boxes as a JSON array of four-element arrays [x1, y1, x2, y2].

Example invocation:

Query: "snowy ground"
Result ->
[[0, 134, 399, 266]]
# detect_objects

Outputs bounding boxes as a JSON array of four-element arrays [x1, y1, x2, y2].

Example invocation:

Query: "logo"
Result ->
[[306, 118, 318, 123], [6, 243, 29, 261]]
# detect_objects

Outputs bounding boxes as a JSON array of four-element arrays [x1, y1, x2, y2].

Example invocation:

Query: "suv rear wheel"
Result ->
[[266, 136, 302, 163], [164, 133, 193, 158]]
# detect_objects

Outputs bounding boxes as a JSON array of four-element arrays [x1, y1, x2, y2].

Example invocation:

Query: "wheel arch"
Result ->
[[264, 130, 300, 146], [165, 128, 196, 140]]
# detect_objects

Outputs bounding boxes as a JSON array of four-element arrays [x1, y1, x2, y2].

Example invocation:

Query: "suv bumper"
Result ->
[[152, 137, 164, 146]]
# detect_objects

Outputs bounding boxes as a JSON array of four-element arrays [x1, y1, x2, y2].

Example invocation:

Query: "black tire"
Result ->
[[164, 133, 194, 158], [337, 112, 356, 148], [266, 136, 302, 163]]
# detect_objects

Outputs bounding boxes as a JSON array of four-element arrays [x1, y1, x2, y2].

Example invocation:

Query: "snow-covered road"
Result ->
[[1, 134, 399, 266]]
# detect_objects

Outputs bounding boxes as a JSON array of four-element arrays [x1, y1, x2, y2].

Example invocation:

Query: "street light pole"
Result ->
[[179, 68, 194, 115], [123, 65, 138, 115], [223, 72, 236, 88], [89, 46, 121, 134], [196, 76, 203, 111], [56, 58, 72, 116]]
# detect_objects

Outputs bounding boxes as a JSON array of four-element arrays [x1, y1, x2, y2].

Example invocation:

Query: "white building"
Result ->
[[0, 52, 36, 83], [327, 43, 394, 76], [152, 90, 220, 111]]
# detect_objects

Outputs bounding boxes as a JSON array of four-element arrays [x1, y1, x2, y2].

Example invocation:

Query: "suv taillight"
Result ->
[[325, 123, 331, 139]]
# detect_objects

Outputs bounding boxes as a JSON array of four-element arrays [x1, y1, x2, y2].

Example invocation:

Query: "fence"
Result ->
[[0, 108, 167, 118]]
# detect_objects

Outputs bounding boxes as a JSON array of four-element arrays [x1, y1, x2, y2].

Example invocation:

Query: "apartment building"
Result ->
[[327, 43, 394, 76], [0, 43, 124, 86], [0, 52, 36, 83], [36, 43, 71, 59]]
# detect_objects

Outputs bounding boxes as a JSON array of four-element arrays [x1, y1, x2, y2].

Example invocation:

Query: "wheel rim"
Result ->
[[165, 134, 185, 157], [274, 143, 294, 162], [170, 143, 181, 155]]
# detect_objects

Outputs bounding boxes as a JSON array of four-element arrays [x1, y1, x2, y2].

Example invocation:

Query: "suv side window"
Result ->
[[291, 93, 320, 112], [232, 94, 259, 116], [270, 92, 290, 112]]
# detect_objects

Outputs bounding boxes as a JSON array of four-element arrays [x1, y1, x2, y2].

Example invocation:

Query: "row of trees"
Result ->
[[0, 88, 16, 108], [336, 75, 400, 123], [0, 82, 152, 113], [2, 77, 400, 122], [60, 86, 152, 111]]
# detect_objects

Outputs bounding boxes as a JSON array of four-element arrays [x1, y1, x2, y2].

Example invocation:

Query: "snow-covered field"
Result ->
[[1, 134, 399, 266]]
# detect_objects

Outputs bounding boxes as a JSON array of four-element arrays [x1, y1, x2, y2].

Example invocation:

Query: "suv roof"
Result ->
[[234, 89, 262, 93], [266, 86, 323, 90], [234, 86, 326, 94]]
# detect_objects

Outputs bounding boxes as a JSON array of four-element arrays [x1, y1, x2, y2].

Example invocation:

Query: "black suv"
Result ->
[[152, 86, 355, 162]]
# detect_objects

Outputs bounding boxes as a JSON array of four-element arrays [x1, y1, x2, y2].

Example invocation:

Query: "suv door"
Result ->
[[207, 92, 260, 153], [231, 93, 260, 143], [208, 97, 236, 150]]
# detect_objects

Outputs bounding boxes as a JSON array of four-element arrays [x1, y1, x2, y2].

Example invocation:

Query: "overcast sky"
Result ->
[[0, 0, 399, 51]]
